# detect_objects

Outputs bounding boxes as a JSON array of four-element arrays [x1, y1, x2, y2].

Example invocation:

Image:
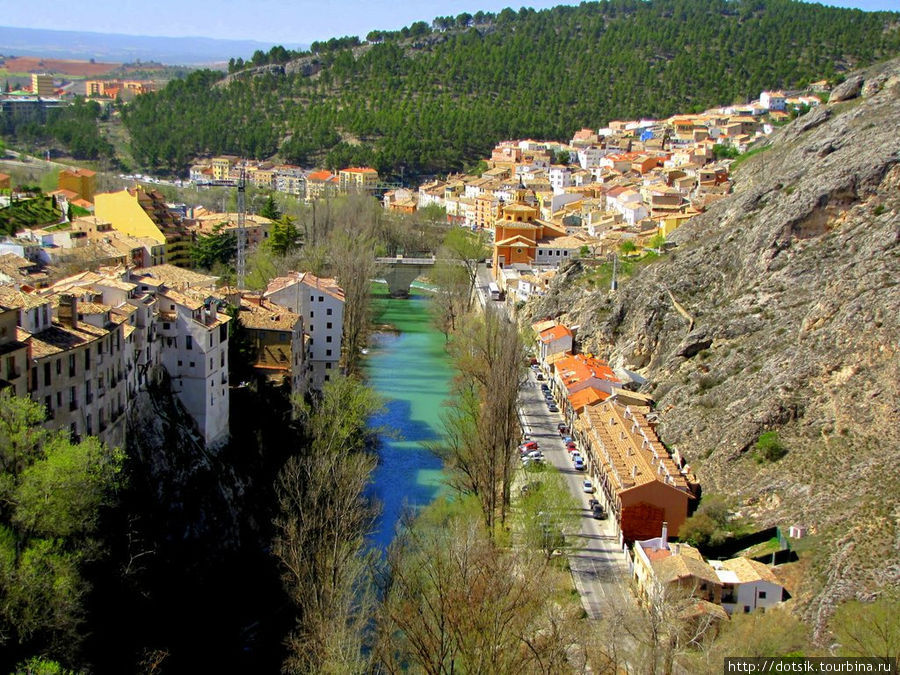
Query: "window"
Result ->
[[44, 395, 52, 416], [326, 308, 332, 316], [210, 358, 213, 370], [326, 349, 332, 357], [69, 386, 77, 411], [56, 391, 62, 407], [310, 311, 314, 318], [221, 352, 225, 367], [186, 335, 193, 350], [31, 367, 37, 390], [743, 606, 751, 614], [326, 322, 332, 329], [44, 362, 51, 386], [86, 414, 92, 436], [318, 296, 323, 302], [70, 423, 78, 443], [69, 354, 76, 376], [326, 336, 332, 343], [309, 324, 313, 332], [85, 349, 91, 371], [309, 295, 314, 302], [189, 362, 195, 368], [325, 362, 332, 369], [56, 359, 61, 375], [758, 591, 767, 599]]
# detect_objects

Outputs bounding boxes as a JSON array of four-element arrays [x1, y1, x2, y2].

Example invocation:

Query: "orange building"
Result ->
[[491, 189, 566, 276], [0, 173, 10, 190], [58, 168, 96, 202], [576, 401, 697, 542]]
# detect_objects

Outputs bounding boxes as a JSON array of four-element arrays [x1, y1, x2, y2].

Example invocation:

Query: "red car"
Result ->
[[519, 440, 539, 454]]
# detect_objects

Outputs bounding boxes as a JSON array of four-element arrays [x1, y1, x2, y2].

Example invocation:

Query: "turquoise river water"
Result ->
[[364, 288, 453, 549]]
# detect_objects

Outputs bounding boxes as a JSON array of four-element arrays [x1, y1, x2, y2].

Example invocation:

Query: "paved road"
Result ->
[[474, 262, 635, 619], [519, 370, 635, 619]]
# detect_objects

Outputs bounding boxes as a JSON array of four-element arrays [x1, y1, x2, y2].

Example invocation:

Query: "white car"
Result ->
[[571, 451, 582, 463], [583, 479, 595, 493]]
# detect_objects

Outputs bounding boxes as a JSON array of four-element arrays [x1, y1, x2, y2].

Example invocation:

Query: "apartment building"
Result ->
[[236, 295, 305, 395], [264, 272, 344, 390], [0, 303, 29, 397]]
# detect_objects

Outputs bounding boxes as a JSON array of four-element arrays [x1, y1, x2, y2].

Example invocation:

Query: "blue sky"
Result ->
[[3, 0, 898, 45]]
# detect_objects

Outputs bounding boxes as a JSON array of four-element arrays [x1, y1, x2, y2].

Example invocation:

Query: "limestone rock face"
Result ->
[[526, 59, 900, 630]]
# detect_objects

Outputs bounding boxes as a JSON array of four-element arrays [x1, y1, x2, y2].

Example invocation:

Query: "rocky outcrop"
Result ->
[[527, 59, 900, 633]]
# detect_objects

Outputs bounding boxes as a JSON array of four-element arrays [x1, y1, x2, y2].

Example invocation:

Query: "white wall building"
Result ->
[[265, 272, 345, 390]]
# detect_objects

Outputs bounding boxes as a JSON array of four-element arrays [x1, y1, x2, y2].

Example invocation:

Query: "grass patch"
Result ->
[[731, 145, 772, 172]]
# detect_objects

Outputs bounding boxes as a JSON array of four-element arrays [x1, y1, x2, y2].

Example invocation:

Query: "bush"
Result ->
[[755, 431, 787, 462]]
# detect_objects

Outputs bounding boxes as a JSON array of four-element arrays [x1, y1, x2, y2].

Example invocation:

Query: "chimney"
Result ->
[[661, 521, 668, 548], [58, 294, 78, 328]]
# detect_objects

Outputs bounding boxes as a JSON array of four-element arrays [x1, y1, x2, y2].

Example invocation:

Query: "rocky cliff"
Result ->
[[527, 59, 900, 633]]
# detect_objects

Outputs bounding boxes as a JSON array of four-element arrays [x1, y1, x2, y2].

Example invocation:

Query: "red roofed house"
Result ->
[[537, 323, 573, 362], [306, 170, 339, 201]]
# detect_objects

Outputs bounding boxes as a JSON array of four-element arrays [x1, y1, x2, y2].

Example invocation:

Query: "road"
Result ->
[[474, 263, 635, 620], [519, 368, 635, 620]]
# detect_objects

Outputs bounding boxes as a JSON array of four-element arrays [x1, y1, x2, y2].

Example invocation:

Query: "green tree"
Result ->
[[755, 431, 787, 462], [191, 223, 236, 269], [620, 239, 638, 256], [268, 215, 301, 256], [0, 392, 124, 662], [259, 194, 282, 220], [517, 464, 581, 558], [648, 233, 666, 251]]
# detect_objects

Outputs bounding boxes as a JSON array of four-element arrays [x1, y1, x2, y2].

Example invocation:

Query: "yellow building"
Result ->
[[31, 73, 54, 97], [58, 168, 96, 202], [339, 167, 378, 192], [94, 186, 192, 267], [211, 156, 238, 181]]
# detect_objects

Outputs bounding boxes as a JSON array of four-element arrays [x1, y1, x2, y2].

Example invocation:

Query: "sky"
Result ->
[[3, 0, 898, 45]]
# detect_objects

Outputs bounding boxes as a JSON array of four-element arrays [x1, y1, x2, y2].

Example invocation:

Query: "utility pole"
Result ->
[[610, 252, 618, 292], [236, 165, 247, 289]]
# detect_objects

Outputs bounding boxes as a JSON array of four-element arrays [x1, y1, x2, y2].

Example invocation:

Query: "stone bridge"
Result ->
[[375, 256, 437, 297]]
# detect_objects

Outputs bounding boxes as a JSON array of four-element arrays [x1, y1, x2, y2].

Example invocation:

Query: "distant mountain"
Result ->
[[0, 26, 305, 66]]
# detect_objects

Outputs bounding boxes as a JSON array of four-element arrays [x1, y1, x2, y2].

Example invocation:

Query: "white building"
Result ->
[[577, 147, 607, 169], [759, 91, 786, 112], [549, 165, 572, 193], [265, 272, 345, 390], [710, 558, 785, 615]]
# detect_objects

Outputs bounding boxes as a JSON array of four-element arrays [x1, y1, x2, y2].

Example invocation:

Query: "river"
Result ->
[[365, 287, 453, 549]]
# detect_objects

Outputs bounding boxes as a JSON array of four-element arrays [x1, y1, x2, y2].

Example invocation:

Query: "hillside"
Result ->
[[121, 0, 900, 177], [526, 58, 900, 634]]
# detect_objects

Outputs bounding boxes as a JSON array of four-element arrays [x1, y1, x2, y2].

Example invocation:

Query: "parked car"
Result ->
[[582, 479, 595, 493], [542, 384, 551, 392], [526, 450, 544, 460], [588, 498, 599, 509], [548, 404, 559, 412], [562, 436, 573, 444], [536, 373, 544, 381], [521, 440, 538, 451], [574, 458, 585, 471], [557, 423, 568, 434], [571, 451, 582, 463], [592, 505, 607, 520]]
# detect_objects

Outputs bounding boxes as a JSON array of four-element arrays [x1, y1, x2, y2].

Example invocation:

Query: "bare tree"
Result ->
[[272, 376, 381, 673], [375, 512, 578, 674]]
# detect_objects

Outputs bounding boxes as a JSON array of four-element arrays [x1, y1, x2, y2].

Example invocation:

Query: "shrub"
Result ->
[[755, 431, 787, 462]]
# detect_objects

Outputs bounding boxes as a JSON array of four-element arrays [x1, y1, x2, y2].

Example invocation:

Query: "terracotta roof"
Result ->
[[132, 264, 218, 290], [720, 557, 779, 584], [653, 553, 721, 587], [580, 400, 690, 495], [0, 286, 50, 310], [307, 170, 334, 182], [239, 299, 301, 332], [567, 386, 609, 413], [539, 324, 572, 343], [28, 321, 108, 358]]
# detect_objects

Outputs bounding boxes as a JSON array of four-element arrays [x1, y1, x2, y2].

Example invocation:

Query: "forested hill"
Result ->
[[123, 0, 900, 177]]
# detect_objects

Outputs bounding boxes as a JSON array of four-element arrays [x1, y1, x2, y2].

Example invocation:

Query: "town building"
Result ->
[[339, 167, 379, 192], [31, 73, 55, 97], [94, 186, 192, 267], [264, 272, 344, 390], [58, 168, 96, 203], [575, 400, 697, 542], [0, 302, 29, 397], [235, 294, 305, 394]]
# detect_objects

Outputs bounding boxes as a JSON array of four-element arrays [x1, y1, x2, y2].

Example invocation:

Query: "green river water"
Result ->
[[365, 286, 453, 549]]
